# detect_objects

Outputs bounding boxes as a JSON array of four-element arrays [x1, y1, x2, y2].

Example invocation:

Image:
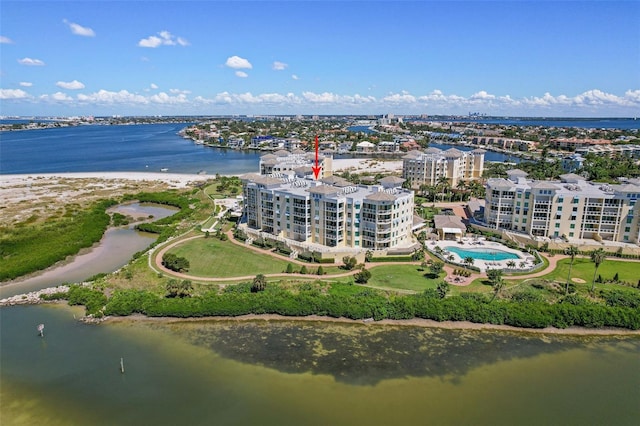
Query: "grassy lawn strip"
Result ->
[[535, 257, 639, 287], [367, 264, 444, 292], [167, 237, 342, 278]]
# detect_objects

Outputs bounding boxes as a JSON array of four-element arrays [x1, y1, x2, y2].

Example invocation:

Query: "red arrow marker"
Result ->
[[312, 134, 322, 180]]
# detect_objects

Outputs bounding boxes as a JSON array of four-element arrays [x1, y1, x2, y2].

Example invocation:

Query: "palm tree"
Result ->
[[506, 260, 516, 269], [436, 176, 450, 202], [464, 256, 474, 271], [491, 277, 505, 302], [590, 248, 606, 293], [251, 274, 267, 293], [564, 245, 579, 295]]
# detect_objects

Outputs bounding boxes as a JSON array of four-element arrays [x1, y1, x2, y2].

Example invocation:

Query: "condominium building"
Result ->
[[484, 170, 640, 243], [575, 144, 640, 158], [259, 150, 333, 179], [402, 147, 485, 188], [241, 174, 414, 249]]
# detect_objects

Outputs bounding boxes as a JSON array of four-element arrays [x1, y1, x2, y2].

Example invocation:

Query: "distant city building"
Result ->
[[240, 174, 415, 249], [484, 170, 640, 243], [402, 147, 485, 188], [259, 150, 333, 179]]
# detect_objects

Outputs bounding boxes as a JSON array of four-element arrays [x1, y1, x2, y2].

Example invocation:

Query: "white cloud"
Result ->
[[3, 86, 638, 116], [138, 31, 188, 48], [63, 19, 95, 37], [382, 91, 417, 104], [19, 82, 33, 87], [150, 83, 158, 89], [42, 92, 73, 102], [56, 80, 85, 90], [0, 36, 13, 44], [225, 56, 252, 69], [272, 61, 288, 71], [235, 71, 248, 78], [470, 90, 495, 100], [77, 89, 149, 105], [0, 88, 29, 99], [291, 74, 299, 80], [149, 92, 188, 104], [18, 57, 45, 66]]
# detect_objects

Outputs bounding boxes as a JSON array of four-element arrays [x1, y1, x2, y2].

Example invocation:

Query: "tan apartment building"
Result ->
[[484, 170, 640, 243], [402, 147, 485, 188], [241, 174, 415, 249]]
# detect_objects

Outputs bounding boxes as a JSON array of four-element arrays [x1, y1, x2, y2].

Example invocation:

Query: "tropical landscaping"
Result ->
[[3, 176, 638, 331]]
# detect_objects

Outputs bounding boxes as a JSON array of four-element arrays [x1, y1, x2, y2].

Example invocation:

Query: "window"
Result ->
[[555, 223, 560, 228], [569, 232, 574, 237], [570, 224, 575, 229]]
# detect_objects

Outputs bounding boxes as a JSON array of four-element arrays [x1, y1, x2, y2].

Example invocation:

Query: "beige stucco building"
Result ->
[[241, 174, 414, 249], [484, 170, 640, 244], [402, 147, 485, 188]]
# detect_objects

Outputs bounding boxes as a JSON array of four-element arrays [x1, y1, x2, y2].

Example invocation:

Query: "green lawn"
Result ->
[[167, 238, 294, 277], [367, 264, 444, 291], [538, 257, 639, 286], [166, 237, 345, 278]]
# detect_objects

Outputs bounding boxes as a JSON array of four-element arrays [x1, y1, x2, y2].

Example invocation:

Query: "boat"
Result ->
[[160, 168, 169, 172]]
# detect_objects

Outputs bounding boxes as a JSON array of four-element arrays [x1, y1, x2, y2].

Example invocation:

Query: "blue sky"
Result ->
[[1, 1, 639, 117]]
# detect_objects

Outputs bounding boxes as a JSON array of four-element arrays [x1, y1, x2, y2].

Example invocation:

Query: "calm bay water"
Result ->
[[1, 305, 638, 426], [0, 124, 261, 175]]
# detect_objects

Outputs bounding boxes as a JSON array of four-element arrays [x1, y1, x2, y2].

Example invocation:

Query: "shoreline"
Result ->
[[2, 291, 638, 336], [103, 312, 640, 336]]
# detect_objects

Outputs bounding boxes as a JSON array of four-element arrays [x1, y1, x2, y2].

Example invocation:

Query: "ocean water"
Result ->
[[0, 123, 261, 175]]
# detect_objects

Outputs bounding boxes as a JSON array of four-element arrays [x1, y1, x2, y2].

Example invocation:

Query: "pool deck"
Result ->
[[427, 237, 536, 272]]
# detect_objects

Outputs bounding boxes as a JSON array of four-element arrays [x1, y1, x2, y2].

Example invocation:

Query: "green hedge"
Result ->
[[100, 283, 640, 330]]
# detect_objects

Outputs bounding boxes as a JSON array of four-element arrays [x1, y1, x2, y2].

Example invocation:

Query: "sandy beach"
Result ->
[[0, 171, 211, 189], [332, 158, 403, 174]]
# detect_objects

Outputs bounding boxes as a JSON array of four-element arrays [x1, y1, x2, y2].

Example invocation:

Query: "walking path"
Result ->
[[150, 231, 564, 288]]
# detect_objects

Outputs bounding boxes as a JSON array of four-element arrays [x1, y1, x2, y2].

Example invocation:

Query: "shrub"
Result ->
[[354, 268, 372, 284]]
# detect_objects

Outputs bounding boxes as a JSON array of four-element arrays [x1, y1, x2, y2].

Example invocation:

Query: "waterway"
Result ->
[[0, 203, 177, 299], [1, 305, 638, 425], [0, 123, 261, 175]]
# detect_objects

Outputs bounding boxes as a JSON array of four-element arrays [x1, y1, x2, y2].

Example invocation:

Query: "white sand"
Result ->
[[0, 172, 211, 189], [332, 158, 403, 174]]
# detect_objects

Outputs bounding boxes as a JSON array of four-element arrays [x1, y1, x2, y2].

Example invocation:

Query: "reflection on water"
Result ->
[[2, 304, 638, 425]]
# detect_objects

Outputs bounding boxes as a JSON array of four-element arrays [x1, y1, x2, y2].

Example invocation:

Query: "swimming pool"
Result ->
[[445, 246, 522, 261]]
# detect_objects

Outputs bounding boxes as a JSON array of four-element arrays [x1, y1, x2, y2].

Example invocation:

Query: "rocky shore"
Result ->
[[0, 285, 70, 307]]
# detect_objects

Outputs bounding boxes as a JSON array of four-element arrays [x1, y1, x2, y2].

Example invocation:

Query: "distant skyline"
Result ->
[[1, 1, 639, 117]]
